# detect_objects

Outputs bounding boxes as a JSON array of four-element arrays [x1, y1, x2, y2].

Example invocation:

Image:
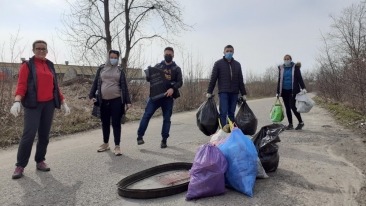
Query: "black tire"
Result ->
[[117, 162, 192, 199]]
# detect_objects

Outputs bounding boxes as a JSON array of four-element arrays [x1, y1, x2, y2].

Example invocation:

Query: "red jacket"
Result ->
[[15, 57, 64, 102]]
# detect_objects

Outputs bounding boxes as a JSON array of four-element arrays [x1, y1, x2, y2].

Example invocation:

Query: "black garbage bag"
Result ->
[[196, 97, 219, 136], [252, 124, 286, 172], [258, 143, 279, 173], [235, 101, 258, 135]]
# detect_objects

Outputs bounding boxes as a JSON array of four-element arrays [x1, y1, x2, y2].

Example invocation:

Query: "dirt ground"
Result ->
[[327, 124, 366, 205], [281, 100, 366, 205]]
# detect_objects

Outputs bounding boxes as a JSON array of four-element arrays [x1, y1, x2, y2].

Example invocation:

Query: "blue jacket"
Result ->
[[277, 63, 306, 96]]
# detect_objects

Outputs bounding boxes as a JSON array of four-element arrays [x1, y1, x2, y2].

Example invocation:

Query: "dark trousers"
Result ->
[[281, 89, 302, 125], [100, 97, 124, 145], [219, 92, 239, 126], [16, 100, 55, 168], [137, 97, 174, 140]]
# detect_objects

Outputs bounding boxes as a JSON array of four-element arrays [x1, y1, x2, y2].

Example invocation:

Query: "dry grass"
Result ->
[[0, 78, 208, 147], [314, 96, 366, 138]]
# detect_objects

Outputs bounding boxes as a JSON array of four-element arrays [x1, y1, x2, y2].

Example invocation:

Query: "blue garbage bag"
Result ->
[[218, 127, 258, 197], [186, 144, 228, 200]]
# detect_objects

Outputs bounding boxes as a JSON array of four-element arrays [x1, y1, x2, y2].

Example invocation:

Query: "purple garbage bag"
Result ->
[[186, 144, 228, 200]]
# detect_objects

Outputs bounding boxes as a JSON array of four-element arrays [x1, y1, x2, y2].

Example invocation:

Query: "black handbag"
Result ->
[[92, 98, 100, 118], [92, 105, 101, 118]]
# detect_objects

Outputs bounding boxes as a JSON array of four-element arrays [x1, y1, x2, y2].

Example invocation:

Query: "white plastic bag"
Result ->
[[256, 157, 269, 179], [210, 129, 230, 146], [295, 93, 314, 113]]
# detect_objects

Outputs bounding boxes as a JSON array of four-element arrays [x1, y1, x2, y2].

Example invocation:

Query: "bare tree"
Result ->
[[316, 2, 366, 113], [9, 28, 26, 63], [62, 0, 190, 70]]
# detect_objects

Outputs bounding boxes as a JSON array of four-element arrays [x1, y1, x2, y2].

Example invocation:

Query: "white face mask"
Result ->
[[110, 58, 118, 65], [284, 60, 291, 66]]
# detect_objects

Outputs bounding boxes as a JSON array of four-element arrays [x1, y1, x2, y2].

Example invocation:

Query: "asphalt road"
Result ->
[[0, 95, 364, 206]]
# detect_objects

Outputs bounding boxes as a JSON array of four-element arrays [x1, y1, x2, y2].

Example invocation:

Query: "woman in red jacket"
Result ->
[[10, 40, 71, 179]]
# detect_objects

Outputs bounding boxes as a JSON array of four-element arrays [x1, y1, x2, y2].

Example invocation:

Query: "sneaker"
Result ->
[[97, 143, 110, 152], [114, 146, 122, 156], [12, 166, 24, 179], [160, 140, 167, 149], [36, 161, 50, 172], [137, 137, 145, 145], [295, 122, 305, 130], [286, 124, 294, 130]]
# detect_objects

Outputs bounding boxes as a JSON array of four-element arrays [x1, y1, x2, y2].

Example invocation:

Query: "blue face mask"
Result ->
[[225, 52, 233, 60], [110, 58, 118, 66]]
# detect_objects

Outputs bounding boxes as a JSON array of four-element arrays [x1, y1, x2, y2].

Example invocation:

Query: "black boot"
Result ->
[[295, 122, 304, 130], [160, 140, 167, 148], [286, 124, 294, 130]]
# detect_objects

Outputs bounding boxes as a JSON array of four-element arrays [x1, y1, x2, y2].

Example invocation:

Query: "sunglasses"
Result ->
[[109, 50, 120, 55]]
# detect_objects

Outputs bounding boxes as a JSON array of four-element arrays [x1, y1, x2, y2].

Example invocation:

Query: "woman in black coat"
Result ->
[[276, 54, 307, 130]]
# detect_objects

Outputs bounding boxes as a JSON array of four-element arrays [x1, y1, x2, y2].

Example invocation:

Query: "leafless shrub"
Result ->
[[316, 2, 366, 114]]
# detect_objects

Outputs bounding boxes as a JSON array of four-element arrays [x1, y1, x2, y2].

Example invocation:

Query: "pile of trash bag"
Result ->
[[188, 120, 260, 200], [190, 100, 287, 200]]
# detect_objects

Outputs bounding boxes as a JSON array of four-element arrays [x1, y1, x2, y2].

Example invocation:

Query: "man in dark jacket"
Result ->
[[137, 47, 183, 148], [206, 45, 247, 126]]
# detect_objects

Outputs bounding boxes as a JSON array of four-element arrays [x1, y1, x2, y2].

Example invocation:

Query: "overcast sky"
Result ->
[[0, 0, 362, 77]]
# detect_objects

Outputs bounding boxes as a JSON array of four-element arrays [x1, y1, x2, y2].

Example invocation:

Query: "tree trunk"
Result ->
[[122, 0, 131, 71], [104, 0, 112, 52]]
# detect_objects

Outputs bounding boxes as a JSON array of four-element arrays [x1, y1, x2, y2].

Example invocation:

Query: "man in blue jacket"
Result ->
[[206, 45, 247, 126]]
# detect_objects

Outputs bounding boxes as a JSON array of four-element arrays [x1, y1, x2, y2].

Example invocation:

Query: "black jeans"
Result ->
[[281, 89, 302, 125], [100, 97, 124, 145], [16, 100, 55, 168]]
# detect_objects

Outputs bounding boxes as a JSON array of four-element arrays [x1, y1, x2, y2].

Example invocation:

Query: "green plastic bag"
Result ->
[[270, 98, 284, 123]]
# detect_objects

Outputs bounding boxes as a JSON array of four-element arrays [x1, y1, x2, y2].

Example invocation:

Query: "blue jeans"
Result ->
[[219, 93, 238, 126], [137, 97, 174, 140]]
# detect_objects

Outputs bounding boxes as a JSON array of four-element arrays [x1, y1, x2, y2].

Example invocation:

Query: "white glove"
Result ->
[[62, 103, 71, 116], [299, 89, 307, 95], [242, 95, 247, 101], [276, 94, 279, 98], [206, 93, 213, 98], [10, 102, 21, 117]]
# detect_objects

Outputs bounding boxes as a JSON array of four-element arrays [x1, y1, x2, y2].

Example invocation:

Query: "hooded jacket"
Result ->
[[276, 62, 306, 96], [89, 55, 131, 107]]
